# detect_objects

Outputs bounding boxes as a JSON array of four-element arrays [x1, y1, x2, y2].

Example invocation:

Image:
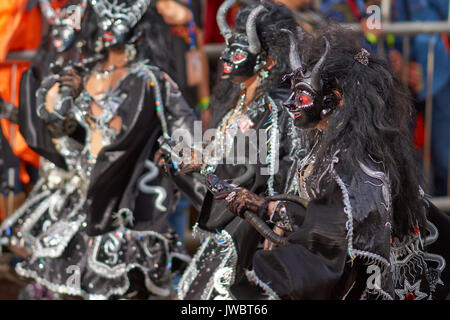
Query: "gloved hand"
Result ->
[[58, 67, 84, 99], [215, 188, 265, 218]]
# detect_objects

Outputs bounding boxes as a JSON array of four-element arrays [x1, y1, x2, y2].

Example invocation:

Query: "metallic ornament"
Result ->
[[354, 48, 370, 66]]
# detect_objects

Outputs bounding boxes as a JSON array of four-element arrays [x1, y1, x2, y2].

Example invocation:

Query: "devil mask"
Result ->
[[217, 0, 268, 83], [90, 0, 151, 48], [282, 32, 340, 129], [40, 0, 88, 53]]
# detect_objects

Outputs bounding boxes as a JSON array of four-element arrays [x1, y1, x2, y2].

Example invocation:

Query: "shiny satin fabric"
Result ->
[[181, 87, 297, 299], [244, 159, 450, 300], [18, 67, 68, 170], [86, 70, 197, 236], [248, 191, 351, 299], [242, 160, 394, 299]]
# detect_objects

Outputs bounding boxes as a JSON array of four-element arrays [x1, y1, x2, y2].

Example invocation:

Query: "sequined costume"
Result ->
[[178, 89, 299, 300], [218, 24, 450, 300], [175, 1, 302, 300], [1, 1, 197, 299], [242, 151, 450, 300], [0, 0, 92, 249], [1, 58, 196, 299]]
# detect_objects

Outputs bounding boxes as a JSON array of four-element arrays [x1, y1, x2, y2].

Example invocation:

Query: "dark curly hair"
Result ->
[[211, 0, 298, 125], [298, 23, 425, 238]]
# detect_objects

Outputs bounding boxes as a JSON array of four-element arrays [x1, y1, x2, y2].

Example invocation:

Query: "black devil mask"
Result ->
[[217, 0, 268, 82], [89, 0, 150, 48], [282, 31, 340, 129], [39, 0, 88, 53]]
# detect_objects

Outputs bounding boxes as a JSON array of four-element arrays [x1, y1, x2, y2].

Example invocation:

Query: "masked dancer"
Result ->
[[217, 25, 450, 300], [161, 0, 302, 300], [1, 0, 196, 300]]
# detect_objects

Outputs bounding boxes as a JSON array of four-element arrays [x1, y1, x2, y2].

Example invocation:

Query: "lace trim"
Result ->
[[87, 228, 172, 297], [332, 169, 393, 299], [178, 224, 238, 300], [245, 269, 280, 300]]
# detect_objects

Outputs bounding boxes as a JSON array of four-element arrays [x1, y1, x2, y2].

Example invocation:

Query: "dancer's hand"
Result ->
[[215, 188, 265, 218], [178, 148, 203, 174], [58, 67, 83, 99], [154, 148, 172, 173]]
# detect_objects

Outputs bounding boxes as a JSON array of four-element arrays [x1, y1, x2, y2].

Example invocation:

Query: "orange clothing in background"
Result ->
[[0, 0, 43, 184]]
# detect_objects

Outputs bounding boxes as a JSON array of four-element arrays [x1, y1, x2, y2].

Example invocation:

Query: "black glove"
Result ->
[[58, 67, 84, 99], [215, 188, 265, 218]]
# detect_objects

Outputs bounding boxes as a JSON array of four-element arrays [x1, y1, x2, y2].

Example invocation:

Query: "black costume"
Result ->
[[218, 25, 450, 300], [1, 1, 196, 299], [173, 1, 301, 300]]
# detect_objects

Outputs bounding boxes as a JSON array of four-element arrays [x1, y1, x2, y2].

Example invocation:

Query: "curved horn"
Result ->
[[311, 37, 330, 93], [216, 0, 236, 42], [280, 28, 302, 72], [129, 0, 151, 28], [246, 5, 268, 54]]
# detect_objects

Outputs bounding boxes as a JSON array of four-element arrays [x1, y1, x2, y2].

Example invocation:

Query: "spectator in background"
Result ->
[[156, 0, 211, 129], [156, 0, 212, 245], [319, 0, 393, 54], [390, 0, 450, 197], [275, 0, 326, 31], [0, 0, 62, 219]]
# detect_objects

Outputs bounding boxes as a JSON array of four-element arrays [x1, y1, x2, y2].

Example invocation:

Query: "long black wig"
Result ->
[[296, 23, 426, 238], [211, 0, 299, 126]]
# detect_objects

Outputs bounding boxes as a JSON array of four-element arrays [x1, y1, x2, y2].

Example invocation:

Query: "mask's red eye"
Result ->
[[233, 53, 245, 61], [297, 94, 312, 106]]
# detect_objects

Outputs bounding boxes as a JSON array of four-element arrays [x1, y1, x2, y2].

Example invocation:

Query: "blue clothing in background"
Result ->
[[392, 0, 450, 196]]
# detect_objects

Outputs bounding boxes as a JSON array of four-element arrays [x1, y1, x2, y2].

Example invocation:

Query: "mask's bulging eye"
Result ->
[[233, 53, 245, 61], [296, 93, 312, 106], [230, 49, 248, 64]]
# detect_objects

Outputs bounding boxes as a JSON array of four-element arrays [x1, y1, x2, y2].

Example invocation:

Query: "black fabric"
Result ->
[[86, 67, 197, 236], [194, 88, 296, 293], [86, 73, 162, 236], [426, 201, 450, 299], [236, 183, 353, 300], [0, 128, 18, 169], [18, 68, 68, 170], [0, 129, 19, 193]]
